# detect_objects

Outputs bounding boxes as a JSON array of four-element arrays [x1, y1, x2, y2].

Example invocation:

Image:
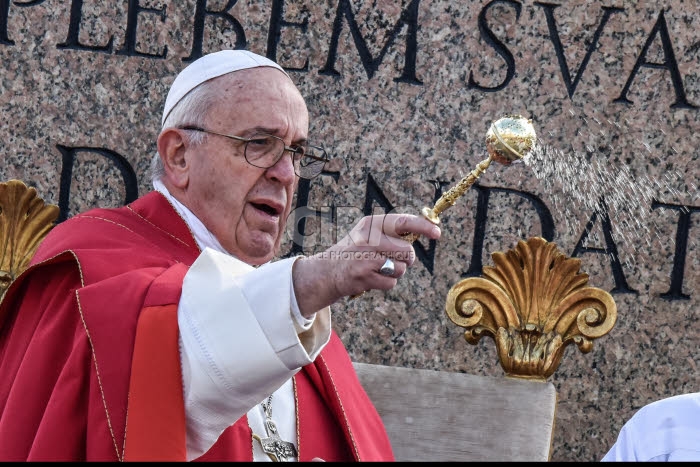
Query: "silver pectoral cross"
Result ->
[[253, 418, 298, 462]]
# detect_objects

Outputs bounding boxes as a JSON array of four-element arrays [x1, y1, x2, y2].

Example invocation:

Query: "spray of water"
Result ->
[[521, 111, 694, 268]]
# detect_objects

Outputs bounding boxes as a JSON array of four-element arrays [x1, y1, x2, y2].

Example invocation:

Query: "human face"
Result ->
[[182, 68, 308, 265]]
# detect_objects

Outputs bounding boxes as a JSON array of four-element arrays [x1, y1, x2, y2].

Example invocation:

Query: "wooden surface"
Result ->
[[352, 362, 557, 462]]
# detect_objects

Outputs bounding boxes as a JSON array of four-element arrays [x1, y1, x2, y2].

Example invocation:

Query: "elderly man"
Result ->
[[0, 50, 441, 461]]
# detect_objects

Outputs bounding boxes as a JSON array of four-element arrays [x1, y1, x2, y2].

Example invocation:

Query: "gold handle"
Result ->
[[348, 156, 494, 300]]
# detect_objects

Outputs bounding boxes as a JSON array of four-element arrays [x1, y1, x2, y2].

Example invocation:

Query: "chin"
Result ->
[[242, 238, 281, 265]]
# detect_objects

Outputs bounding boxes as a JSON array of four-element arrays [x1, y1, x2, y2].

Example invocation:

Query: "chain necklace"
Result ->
[[252, 394, 298, 462]]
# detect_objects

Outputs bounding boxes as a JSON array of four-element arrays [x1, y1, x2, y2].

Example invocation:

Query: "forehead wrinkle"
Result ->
[[209, 69, 308, 142]]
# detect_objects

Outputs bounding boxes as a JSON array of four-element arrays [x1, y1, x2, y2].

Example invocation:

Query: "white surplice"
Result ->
[[154, 179, 332, 461]]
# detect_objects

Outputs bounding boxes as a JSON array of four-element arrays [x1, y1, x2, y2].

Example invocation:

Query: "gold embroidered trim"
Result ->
[[77, 205, 194, 460], [317, 354, 361, 461], [126, 201, 198, 252], [22, 248, 123, 461], [293, 376, 300, 458], [77, 215, 138, 234], [75, 288, 123, 461]]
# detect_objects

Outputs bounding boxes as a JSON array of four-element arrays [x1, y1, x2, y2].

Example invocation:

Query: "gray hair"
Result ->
[[149, 79, 223, 183]]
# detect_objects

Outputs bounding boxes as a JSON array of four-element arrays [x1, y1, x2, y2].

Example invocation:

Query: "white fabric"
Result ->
[[179, 249, 331, 460], [601, 392, 700, 461], [151, 182, 331, 460], [161, 49, 289, 125]]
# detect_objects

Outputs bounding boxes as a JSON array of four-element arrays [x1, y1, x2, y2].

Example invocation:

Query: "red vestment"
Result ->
[[0, 191, 394, 462]]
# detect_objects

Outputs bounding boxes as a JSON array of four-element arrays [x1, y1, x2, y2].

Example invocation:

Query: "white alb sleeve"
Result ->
[[177, 248, 331, 460]]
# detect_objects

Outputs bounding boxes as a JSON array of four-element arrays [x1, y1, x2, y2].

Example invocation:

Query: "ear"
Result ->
[[157, 128, 190, 189]]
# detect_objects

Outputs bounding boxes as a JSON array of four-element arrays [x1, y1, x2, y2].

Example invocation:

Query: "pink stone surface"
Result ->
[[0, 1, 697, 461]]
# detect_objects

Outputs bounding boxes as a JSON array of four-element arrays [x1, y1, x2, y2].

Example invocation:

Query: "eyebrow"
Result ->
[[248, 126, 308, 146]]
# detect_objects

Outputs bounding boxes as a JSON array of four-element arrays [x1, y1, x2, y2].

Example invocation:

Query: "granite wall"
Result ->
[[1, 0, 697, 462]]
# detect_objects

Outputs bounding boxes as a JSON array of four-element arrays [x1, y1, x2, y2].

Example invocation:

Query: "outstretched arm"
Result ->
[[292, 213, 441, 318]]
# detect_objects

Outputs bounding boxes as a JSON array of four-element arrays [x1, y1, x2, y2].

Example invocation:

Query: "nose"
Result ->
[[265, 150, 297, 185]]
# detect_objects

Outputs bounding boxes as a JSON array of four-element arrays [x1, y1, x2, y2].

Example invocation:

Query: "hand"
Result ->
[[292, 213, 441, 316]]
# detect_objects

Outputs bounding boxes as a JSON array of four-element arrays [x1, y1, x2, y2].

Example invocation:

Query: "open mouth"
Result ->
[[251, 202, 281, 217]]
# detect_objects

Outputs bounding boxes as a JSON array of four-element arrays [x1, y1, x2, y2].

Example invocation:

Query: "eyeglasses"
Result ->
[[180, 126, 329, 179]]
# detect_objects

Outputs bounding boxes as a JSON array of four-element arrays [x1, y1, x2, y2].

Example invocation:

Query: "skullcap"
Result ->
[[161, 49, 289, 126]]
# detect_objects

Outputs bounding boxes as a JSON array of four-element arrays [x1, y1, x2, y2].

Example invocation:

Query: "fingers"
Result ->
[[346, 213, 441, 249], [347, 213, 442, 272], [357, 256, 405, 295], [347, 215, 385, 247], [300, 213, 442, 303], [376, 257, 406, 279], [381, 213, 442, 241]]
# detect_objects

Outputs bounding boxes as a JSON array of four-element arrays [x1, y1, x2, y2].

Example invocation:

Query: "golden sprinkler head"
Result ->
[[485, 114, 537, 165]]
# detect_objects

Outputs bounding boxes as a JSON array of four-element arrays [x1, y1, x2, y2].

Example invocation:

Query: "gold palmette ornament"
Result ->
[[402, 114, 537, 242], [445, 237, 617, 381], [0, 180, 59, 303]]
